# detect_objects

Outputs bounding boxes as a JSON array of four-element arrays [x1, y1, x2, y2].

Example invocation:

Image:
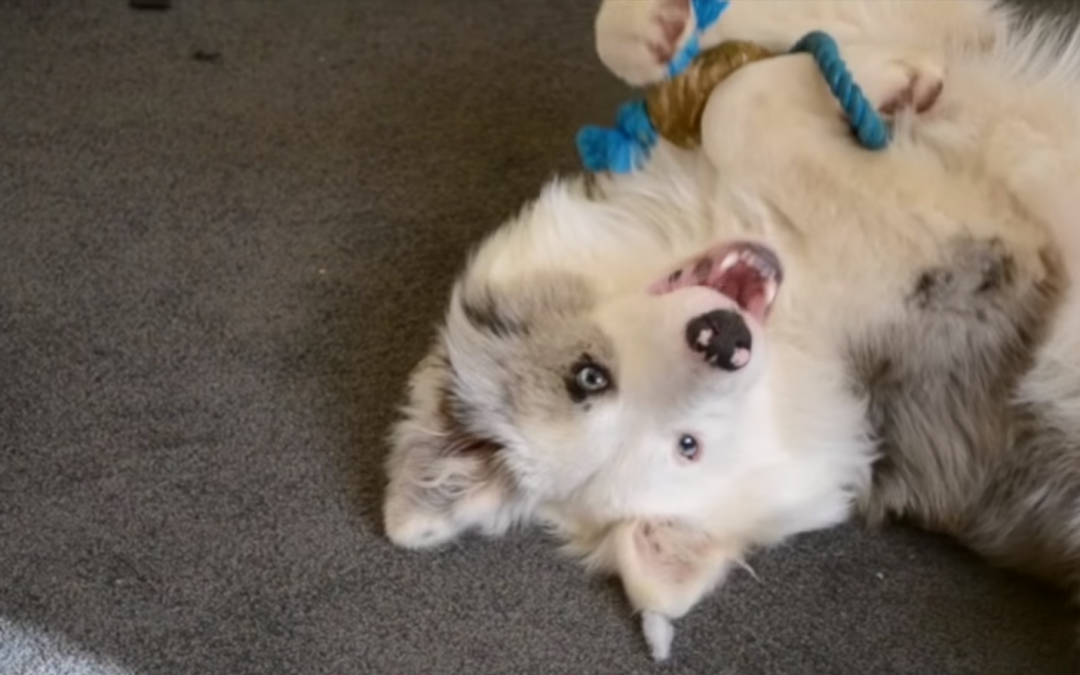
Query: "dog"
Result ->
[[384, 0, 1078, 660]]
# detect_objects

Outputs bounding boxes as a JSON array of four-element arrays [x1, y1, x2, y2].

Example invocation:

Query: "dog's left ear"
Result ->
[[604, 518, 737, 620]]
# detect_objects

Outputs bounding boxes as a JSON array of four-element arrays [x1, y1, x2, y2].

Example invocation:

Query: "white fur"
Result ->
[[386, 0, 1080, 661]]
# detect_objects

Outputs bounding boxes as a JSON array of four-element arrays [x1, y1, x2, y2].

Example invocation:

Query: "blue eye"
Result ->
[[567, 357, 615, 403], [677, 434, 700, 461], [575, 365, 609, 393]]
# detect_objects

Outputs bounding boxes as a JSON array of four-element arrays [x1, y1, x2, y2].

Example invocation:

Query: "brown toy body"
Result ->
[[645, 41, 777, 149]]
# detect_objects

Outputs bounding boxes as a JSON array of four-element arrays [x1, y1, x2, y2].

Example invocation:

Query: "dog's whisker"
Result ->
[[734, 558, 760, 581]]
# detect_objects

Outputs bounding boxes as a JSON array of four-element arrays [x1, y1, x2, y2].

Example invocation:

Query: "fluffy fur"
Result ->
[[384, 0, 1080, 659]]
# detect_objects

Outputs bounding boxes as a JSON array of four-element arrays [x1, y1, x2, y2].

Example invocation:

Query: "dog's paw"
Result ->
[[384, 502, 462, 550], [842, 47, 945, 118], [877, 60, 944, 116], [596, 0, 695, 86], [383, 459, 514, 550]]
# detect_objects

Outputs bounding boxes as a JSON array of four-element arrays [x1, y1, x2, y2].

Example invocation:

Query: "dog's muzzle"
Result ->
[[685, 309, 752, 371]]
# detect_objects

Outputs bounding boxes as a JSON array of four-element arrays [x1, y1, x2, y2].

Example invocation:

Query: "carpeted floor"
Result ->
[[1, 1, 1078, 674]]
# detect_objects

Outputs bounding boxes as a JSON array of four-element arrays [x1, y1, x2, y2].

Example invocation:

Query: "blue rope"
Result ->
[[577, 25, 890, 173], [667, 0, 730, 78], [790, 31, 888, 151], [577, 99, 656, 174]]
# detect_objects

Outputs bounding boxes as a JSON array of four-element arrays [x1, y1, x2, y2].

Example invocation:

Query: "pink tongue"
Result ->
[[743, 294, 769, 323], [711, 265, 769, 322]]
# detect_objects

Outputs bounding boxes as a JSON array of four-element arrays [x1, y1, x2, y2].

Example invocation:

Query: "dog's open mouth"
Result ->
[[650, 241, 784, 323]]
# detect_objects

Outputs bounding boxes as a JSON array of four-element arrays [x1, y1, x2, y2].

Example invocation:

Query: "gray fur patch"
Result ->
[[451, 270, 618, 425], [853, 236, 1071, 585], [462, 290, 531, 338]]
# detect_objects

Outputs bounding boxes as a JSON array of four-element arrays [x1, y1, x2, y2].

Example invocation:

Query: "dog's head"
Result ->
[[441, 237, 783, 504], [385, 185, 784, 618]]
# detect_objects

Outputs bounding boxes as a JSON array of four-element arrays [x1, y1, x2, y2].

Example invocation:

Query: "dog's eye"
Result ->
[[575, 365, 610, 393], [677, 434, 701, 462], [567, 358, 613, 403]]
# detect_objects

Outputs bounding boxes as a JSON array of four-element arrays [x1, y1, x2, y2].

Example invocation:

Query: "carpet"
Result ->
[[0, 1, 1077, 673]]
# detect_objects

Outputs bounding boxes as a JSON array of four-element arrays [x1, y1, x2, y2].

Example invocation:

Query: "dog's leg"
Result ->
[[700, 44, 944, 179], [384, 446, 516, 549], [963, 417, 1080, 593], [384, 347, 523, 549], [594, 0, 995, 87]]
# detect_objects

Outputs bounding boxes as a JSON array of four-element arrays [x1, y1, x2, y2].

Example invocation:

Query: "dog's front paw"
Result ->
[[383, 453, 516, 550], [878, 59, 944, 117], [384, 505, 460, 550], [842, 47, 945, 118], [596, 0, 695, 86]]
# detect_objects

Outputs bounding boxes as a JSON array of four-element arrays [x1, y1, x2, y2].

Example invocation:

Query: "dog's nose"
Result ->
[[685, 310, 752, 371]]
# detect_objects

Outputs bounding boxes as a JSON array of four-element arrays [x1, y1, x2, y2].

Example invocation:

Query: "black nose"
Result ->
[[685, 310, 752, 371]]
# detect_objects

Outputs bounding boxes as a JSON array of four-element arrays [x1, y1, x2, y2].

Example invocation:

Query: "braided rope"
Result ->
[[791, 31, 889, 150]]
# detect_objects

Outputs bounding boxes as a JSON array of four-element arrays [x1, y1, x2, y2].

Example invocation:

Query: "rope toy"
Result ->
[[578, 2, 889, 173]]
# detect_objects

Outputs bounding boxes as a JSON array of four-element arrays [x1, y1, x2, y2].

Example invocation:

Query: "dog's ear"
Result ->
[[604, 518, 737, 620], [383, 341, 513, 549]]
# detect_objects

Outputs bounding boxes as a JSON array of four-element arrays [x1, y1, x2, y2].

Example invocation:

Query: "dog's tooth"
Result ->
[[751, 257, 775, 278], [765, 280, 778, 305], [718, 252, 739, 272]]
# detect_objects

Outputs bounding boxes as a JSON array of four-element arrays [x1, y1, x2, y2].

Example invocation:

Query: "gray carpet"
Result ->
[[1, 1, 1078, 673]]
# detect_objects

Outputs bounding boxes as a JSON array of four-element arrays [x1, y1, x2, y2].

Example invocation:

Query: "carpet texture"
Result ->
[[1, 1, 1078, 673]]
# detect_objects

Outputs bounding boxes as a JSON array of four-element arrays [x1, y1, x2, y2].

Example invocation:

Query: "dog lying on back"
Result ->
[[384, 0, 1079, 659]]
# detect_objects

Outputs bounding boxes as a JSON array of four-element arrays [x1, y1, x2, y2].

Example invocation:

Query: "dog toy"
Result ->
[[578, 2, 888, 173], [665, 0, 732, 79]]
